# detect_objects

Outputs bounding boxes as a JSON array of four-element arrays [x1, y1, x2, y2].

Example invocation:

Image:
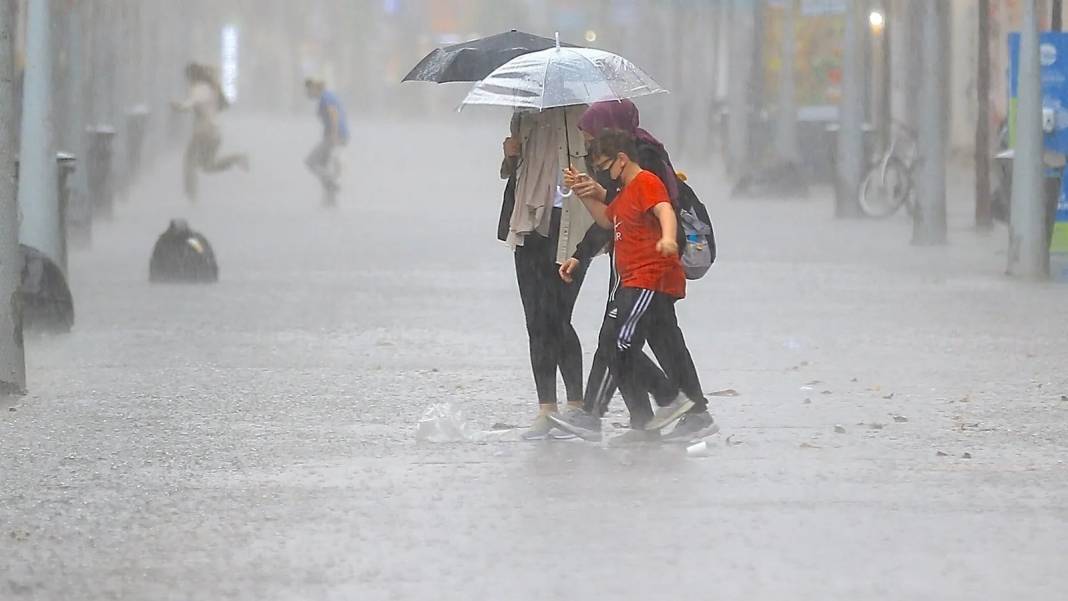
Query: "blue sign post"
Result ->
[[1009, 32, 1068, 280]]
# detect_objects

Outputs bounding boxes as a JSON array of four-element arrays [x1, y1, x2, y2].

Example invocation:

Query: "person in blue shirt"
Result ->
[[304, 78, 349, 204]]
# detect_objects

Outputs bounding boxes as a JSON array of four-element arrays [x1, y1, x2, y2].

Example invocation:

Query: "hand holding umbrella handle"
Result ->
[[559, 164, 580, 198]]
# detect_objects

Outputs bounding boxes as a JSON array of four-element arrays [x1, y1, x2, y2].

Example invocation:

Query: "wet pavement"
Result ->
[[2, 116, 1067, 600]]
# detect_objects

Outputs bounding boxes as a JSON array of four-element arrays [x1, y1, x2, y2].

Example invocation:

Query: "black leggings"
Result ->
[[612, 287, 707, 428], [514, 230, 586, 405]]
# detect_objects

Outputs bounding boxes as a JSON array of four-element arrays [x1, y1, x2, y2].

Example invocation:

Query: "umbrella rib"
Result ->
[[574, 50, 622, 102], [538, 49, 555, 111]]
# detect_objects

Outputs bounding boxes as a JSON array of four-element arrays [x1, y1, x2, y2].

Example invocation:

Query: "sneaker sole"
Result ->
[[607, 434, 662, 446], [645, 399, 696, 431], [547, 415, 603, 442], [663, 422, 720, 443]]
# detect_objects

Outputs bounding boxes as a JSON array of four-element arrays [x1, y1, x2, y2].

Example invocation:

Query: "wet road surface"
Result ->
[[3, 116, 1067, 600]]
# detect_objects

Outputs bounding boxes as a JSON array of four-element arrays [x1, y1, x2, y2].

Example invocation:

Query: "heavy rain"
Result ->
[[1, 1, 1066, 600]]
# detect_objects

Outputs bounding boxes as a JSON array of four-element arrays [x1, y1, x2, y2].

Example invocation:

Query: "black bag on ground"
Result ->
[[149, 219, 219, 283], [20, 244, 74, 333]]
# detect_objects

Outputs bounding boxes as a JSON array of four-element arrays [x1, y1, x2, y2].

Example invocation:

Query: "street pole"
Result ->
[[0, 0, 26, 395], [876, 1, 892, 151], [667, 1, 685, 154], [60, 0, 92, 248], [705, 0, 722, 159], [976, 0, 994, 229], [913, 0, 948, 245], [17, 0, 62, 271], [901, 1, 924, 134], [1008, 0, 1047, 277], [1054, 0, 1063, 31], [685, 0, 714, 160], [775, 0, 800, 166], [727, 0, 755, 178], [835, 0, 865, 217]]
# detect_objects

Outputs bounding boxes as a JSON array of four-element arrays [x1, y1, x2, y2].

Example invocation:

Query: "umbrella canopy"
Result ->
[[461, 46, 667, 111], [402, 30, 578, 84]]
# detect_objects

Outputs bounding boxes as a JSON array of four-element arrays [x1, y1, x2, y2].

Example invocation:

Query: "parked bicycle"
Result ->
[[859, 123, 918, 218]]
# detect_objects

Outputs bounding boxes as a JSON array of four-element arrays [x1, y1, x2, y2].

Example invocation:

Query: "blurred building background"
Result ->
[[2, 0, 1059, 243]]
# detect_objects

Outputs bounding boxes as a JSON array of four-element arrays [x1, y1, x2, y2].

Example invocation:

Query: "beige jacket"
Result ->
[[502, 106, 594, 264]]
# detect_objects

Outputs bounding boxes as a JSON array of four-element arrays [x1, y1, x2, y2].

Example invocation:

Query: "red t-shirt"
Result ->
[[605, 170, 686, 299]]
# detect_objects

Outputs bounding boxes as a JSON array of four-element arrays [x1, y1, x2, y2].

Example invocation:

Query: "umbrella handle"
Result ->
[[558, 107, 575, 198]]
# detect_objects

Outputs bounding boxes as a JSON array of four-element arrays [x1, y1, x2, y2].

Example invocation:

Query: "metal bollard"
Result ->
[[85, 125, 116, 220], [14, 152, 77, 271], [12, 154, 77, 333], [124, 105, 150, 188], [56, 152, 82, 252]]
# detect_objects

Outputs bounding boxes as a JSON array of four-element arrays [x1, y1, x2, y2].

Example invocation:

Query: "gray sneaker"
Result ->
[[548, 407, 602, 442], [521, 415, 555, 441], [521, 413, 576, 441], [662, 411, 719, 442], [607, 428, 662, 446], [644, 394, 696, 431], [549, 422, 577, 441]]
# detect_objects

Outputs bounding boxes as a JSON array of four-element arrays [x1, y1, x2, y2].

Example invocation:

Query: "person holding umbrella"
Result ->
[[447, 34, 671, 438], [405, 31, 599, 439], [501, 105, 593, 439]]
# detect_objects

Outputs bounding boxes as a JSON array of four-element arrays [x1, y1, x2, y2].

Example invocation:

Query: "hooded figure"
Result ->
[[577, 99, 679, 202]]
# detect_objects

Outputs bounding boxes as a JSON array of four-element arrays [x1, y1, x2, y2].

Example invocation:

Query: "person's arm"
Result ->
[[579, 194, 612, 230], [326, 105, 342, 144], [501, 138, 520, 179], [171, 89, 195, 112], [562, 167, 612, 228], [570, 177, 606, 204], [652, 202, 679, 257], [501, 158, 516, 179], [501, 114, 522, 179], [560, 222, 613, 283], [573, 222, 612, 263], [559, 170, 611, 282]]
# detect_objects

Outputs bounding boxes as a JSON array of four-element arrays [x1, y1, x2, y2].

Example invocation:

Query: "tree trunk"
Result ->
[[976, 0, 994, 229], [913, 0, 949, 244], [835, 0, 866, 217]]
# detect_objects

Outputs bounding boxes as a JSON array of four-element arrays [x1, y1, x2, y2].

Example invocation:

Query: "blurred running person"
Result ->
[[304, 78, 350, 204], [172, 62, 249, 202]]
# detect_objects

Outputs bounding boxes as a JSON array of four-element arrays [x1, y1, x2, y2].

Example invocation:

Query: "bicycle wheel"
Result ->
[[859, 157, 911, 218]]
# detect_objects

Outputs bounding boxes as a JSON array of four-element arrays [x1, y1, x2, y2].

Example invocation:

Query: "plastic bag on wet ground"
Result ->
[[415, 403, 518, 443]]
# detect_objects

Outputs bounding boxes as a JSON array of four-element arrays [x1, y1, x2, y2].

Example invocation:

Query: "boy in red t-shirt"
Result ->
[[563, 129, 711, 443]]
